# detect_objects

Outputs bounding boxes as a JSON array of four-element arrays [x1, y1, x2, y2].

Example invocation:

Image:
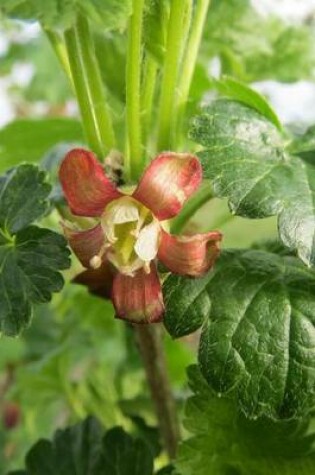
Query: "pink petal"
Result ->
[[63, 223, 104, 268], [112, 264, 164, 323], [59, 148, 122, 216], [133, 152, 202, 221], [73, 263, 113, 300], [158, 229, 222, 276]]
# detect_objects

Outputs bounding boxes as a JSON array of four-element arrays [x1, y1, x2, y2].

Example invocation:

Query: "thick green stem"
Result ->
[[65, 15, 116, 158], [176, 0, 211, 143], [171, 183, 213, 234], [125, 0, 145, 181], [135, 325, 180, 459], [141, 55, 158, 156], [45, 29, 73, 86], [157, 0, 191, 151]]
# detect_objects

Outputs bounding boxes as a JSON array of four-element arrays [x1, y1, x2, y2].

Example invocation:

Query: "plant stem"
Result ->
[[176, 0, 211, 143], [64, 15, 116, 158], [45, 29, 73, 86], [141, 55, 158, 157], [171, 183, 213, 234], [125, 0, 145, 181], [157, 0, 191, 151], [135, 325, 179, 459]]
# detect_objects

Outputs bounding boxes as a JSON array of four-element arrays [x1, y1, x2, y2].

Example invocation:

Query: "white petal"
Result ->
[[110, 197, 139, 224], [101, 197, 139, 242], [134, 221, 160, 262]]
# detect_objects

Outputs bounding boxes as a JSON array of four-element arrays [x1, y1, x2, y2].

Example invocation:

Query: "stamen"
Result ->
[[90, 255, 102, 269], [89, 242, 111, 269], [130, 207, 150, 237], [144, 262, 151, 274]]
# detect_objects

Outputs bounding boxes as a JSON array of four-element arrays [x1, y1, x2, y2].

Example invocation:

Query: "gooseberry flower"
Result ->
[[59, 148, 222, 323]]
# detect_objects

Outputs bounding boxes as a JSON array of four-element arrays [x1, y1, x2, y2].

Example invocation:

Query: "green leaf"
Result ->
[[0, 165, 70, 336], [99, 427, 154, 474], [13, 417, 154, 474], [176, 366, 315, 475], [202, 0, 315, 83], [164, 249, 315, 419], [0, 118, 83, 173], [0, 226, 70, 336], [0, 0, 132, 31], [213, 76, 282, 130], [288, 125, 315, 164], [0, 165, 50, 233], [190, 99, 315, 265]]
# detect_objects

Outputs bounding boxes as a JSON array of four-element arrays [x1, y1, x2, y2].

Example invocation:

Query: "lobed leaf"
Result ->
[[0, 165, 70, 336], [164, 249, 315, 419], [176, 365, 315, 475], [11, 417, 154, 475], [190, 99, 315, 265], [0, 0, 132, 31]]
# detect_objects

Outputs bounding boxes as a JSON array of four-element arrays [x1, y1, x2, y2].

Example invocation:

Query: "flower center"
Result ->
[[92, 196, 160, 276]]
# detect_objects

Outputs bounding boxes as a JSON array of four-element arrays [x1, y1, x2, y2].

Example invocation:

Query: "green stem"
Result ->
[[176, 0, 211, 143], [65, 15, 116, 158], [45, 29, 73, 86], [141, 55, 158, 156], [125, 0, 145, 181], [171, 183, 213, 234], [157, 0, 191, 151], [135, 325, 180, 459]]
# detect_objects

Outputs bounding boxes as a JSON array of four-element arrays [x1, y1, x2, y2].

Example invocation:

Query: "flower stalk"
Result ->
[[135, 325, 179, 459]]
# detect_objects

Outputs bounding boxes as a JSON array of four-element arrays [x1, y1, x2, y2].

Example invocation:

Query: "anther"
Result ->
[[89, 242, 111, 269], [144, 262, 151, 274]]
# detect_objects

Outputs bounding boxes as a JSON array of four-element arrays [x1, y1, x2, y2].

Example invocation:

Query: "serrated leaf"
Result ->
[[0, 226, 70, 336], [0, 165, 50, 233], [0, 165, 70, 336], [164, 249, 315, 419], [0, 0, 132, 31], [0, 118, 83, 173], [213, 76, 282, 130], [176, 366, 315, 475], [12, 417, 154, 475], [189, 99, 315, 265]]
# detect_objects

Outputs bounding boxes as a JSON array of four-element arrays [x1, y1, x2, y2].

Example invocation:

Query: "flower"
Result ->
[[59, 148, 222, 323]]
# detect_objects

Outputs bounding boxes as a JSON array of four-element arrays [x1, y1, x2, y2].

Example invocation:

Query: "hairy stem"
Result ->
[[176, 0, 211, 143], [171, 183, 213, 234], [135, 325, 180, 459], [125, 0, 145, 181], [141, 55, 158, 157], [45, 29, 73, 86], [65, 15, 116, 158], [157, 0, 191, 151]]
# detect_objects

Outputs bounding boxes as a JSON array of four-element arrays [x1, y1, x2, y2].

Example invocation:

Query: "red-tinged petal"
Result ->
[[73, 263, 113, 300], [133, 152, 202, 221], [63, 223, 104, 268], [112, 264, 164, 323], [59, 148, 122, 216], [158, 229, 222, 276]]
